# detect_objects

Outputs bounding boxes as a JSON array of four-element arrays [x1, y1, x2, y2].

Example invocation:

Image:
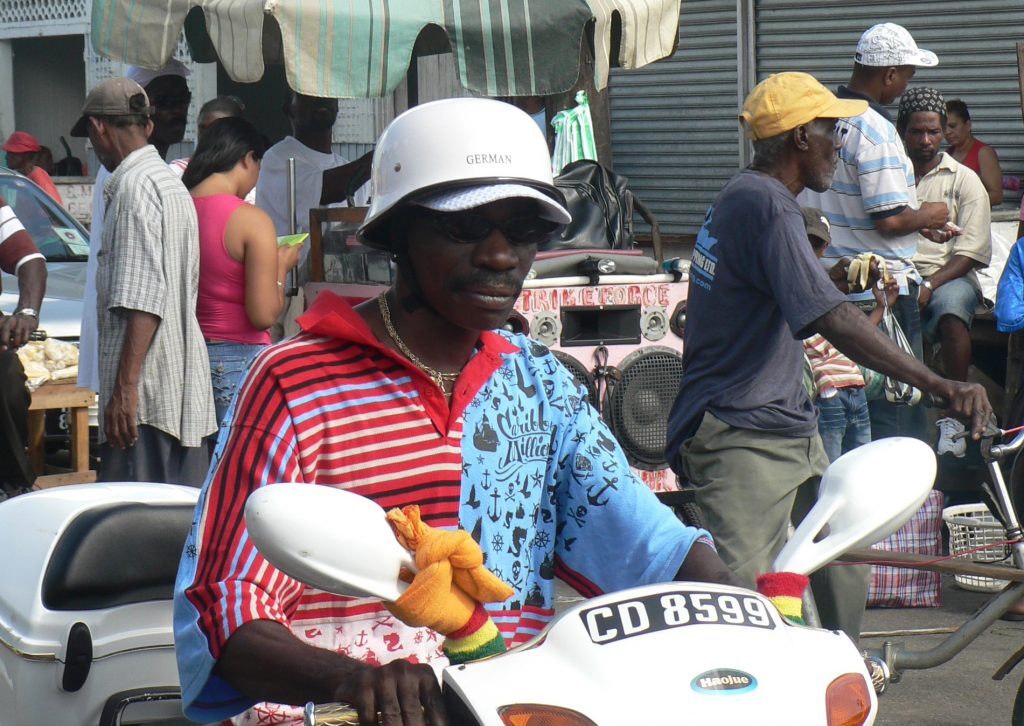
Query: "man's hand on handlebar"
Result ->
[[939, 380, 994, 441], [334, 659, 449, 726]]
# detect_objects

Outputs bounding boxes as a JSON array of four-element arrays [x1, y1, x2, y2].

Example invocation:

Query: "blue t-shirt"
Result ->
[[666, 169, 846, 471]]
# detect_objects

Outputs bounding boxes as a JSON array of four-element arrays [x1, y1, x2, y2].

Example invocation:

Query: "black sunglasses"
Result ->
[[417, 208, 562, 246]]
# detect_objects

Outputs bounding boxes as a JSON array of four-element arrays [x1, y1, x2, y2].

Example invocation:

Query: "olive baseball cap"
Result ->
[[70, 77, 153, 137], [801, 207, 831, 245], [740, 72, 868, 140]]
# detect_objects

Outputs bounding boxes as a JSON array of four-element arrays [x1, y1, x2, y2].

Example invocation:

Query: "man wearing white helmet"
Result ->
[[174, 98, 738, 725]]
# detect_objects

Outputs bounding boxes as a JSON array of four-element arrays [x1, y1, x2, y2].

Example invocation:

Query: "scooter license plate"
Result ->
[[579, 590, 777, 644]]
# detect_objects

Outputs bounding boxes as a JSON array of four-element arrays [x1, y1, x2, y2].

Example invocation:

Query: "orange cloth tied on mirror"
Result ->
[[385, 505, 514, 635]]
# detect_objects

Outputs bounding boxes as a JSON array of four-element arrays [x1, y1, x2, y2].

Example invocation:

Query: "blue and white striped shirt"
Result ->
[[800, 91, 921, 299]]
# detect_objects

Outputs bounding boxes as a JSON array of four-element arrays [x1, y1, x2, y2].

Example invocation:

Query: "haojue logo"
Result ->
[[690, 669, 757, 695]]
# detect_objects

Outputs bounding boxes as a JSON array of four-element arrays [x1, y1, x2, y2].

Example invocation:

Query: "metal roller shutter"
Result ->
[[608, 1, 1024, 238], [755, 0, 1024, 210], [608, 0, 740, 237]]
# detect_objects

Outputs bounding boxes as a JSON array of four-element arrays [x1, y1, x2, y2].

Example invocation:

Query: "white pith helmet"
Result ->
[[358, 97, 569, 249]]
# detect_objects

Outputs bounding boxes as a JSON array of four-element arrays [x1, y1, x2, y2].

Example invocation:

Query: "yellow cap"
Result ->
[[740, 72, 868, 140]]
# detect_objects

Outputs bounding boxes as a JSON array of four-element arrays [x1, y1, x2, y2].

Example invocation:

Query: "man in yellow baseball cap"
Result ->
[[738, 72, 867, 194], [667, 70, 992, 644]]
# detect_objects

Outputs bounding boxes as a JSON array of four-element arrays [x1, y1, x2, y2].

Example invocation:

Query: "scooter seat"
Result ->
[[41, 502, 195, 611]]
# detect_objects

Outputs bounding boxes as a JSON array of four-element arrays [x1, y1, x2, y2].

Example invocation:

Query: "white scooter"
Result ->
[[0, 481, 198, 725], [245, 436, 937, 726], [0, 437, 933, 726]]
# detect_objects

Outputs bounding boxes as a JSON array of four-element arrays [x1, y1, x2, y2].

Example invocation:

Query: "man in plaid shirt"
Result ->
[[70, 77, 216, 484]]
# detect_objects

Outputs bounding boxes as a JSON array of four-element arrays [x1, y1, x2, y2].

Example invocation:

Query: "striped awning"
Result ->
[[88, 0, 682, 98]]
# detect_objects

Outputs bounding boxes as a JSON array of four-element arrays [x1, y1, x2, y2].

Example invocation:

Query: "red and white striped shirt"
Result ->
[[803, 333, 865, 397], [176, 292, 700, 724]]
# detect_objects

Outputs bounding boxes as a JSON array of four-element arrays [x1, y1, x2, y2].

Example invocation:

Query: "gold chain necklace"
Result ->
[[378, 293, 461, 392]]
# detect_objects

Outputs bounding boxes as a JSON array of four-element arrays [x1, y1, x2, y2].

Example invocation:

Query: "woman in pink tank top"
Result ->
[[182, 118, 300, 427], [945, 98, 1003, 207]]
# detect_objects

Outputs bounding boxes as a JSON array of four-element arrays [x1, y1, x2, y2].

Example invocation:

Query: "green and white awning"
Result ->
[[89, 0, 682, 98]]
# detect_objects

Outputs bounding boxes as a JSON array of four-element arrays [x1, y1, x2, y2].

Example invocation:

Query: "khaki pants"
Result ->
[[680, 411, 869, 642]]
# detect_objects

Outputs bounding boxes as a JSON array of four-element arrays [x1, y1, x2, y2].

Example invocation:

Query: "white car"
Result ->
[[0, 166, 92, 444], [0, 167, 88, 339]]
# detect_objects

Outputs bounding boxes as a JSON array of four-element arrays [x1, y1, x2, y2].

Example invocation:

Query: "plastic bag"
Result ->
[[551, 91, 597, 175], [880, 308, 921, 405]]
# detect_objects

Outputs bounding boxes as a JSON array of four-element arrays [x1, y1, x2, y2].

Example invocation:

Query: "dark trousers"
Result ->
[[98, 424, 211, 487], [0, 350, 34, 491]]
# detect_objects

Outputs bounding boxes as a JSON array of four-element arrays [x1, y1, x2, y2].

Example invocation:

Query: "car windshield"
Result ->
[[0, 174, 89, 263]]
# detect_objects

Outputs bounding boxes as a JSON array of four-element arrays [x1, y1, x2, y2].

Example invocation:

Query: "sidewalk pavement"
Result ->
[[864, 573, 1024, 725]]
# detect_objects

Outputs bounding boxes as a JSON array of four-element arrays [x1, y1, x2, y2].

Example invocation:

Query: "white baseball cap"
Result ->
[[854, 23, 938, 68]]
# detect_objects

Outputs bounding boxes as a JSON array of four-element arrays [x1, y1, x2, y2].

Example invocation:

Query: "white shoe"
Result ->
[[936, 417, 967, 458]]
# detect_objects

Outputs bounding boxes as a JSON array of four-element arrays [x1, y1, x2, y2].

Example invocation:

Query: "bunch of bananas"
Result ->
[[846, 252, 890, 293]]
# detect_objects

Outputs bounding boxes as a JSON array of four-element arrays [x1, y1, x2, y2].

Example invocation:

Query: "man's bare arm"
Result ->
[[924, 254, 978, 290], [104, 310, 159, 448], [0, 258, 45, 350], [320, 150, 374, 205], [217, 621, 370, 707], [873, 202, 948, 237], [218, 620, 448, 726], [811, 302, 991, 437], [674, 540, 743, 588]]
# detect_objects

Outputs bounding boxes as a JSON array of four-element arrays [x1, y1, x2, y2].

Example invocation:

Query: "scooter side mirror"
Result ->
[[245, 484, 413, 601], [772, 437, 936, 575]]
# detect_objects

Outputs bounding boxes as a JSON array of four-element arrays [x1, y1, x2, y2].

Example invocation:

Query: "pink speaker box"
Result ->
[[512, 275, 688, 492]]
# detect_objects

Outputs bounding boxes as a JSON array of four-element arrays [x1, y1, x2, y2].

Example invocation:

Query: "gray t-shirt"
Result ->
[[666, 169, 845, 472]]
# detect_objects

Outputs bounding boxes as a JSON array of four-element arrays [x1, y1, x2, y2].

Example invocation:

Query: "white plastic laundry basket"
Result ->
[[942, 503, 1011, 592]]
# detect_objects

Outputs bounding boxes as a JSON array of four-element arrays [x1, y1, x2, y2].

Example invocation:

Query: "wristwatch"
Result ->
[[922, 281, 933, 291], [14, 307, 38, 318]]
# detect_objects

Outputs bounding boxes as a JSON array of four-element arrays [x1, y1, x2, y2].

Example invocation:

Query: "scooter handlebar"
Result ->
[[988, 427, 1024, 461]]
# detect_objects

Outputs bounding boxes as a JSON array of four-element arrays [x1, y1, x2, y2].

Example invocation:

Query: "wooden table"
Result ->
[[27, 378, 97, 487]]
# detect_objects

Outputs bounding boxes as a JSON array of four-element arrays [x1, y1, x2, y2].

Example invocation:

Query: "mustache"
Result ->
[[451, 271, 524, 295]]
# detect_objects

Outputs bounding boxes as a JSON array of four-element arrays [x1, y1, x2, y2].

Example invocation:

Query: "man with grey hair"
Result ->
[[667, 71, 991, 642], [898, 87, 992, 457]]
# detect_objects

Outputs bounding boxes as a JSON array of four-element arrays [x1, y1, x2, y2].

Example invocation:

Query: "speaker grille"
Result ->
[[551, 350, 598, 408], [606, 346, 682, 470]]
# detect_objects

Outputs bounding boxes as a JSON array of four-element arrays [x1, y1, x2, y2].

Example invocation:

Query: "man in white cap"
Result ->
[[801, 23, 949, 445], [77, 59, 192, 396]]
